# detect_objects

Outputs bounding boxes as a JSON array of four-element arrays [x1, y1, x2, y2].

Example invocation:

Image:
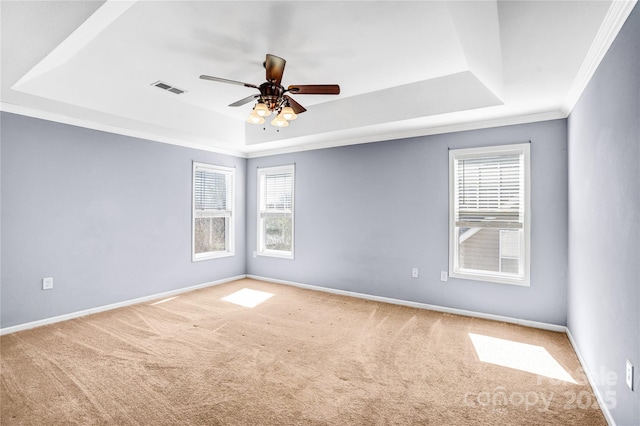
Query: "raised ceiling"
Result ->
[[1, 1, 636, 157]]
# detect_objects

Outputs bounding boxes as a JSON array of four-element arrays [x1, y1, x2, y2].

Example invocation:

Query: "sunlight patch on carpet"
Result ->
[[469, 333, 577, 383], [222, 288, 274, 308]]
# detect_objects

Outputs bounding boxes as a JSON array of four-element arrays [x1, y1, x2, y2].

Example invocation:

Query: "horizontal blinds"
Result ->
[[195, 167, 231, 216], [260, 211, 291, 219], [455, 153, 523, 229], [263, 172, 293, 212]]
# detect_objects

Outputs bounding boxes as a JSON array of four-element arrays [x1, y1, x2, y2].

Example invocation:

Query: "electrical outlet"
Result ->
[[626, 360, 634, 391], [42, 277, 53, 290], [411, 268, 419, 278], [440, 271, 448, 282]]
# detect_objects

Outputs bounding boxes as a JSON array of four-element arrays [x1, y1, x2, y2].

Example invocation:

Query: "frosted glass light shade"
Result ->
[[271, 114, 289, 127], [253, 103, 271, 117], [281, 106, 297, 120]]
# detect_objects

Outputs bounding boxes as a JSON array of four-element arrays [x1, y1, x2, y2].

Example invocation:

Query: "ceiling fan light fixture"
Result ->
[[246, 113, 265, 124], [253, 103, 271, 117], [200, 54, 340, 128], [281, 106, 297, 121], [271, 114, 289, 127]]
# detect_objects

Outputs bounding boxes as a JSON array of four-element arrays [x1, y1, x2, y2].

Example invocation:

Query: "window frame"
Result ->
[[256, 164, 295, 259], [448, 143, 531, 286], [192, 162, 235, 262]]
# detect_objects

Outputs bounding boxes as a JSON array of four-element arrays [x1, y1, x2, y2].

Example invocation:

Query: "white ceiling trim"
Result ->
[[561, 0, 638, 114], [2, 1, 634, 158], [12, 1, 136, 89], [245, 71, 504, 145], [1, 100, 566, 160], [0, 101, 247, 158], [245, 110, 567, 158]]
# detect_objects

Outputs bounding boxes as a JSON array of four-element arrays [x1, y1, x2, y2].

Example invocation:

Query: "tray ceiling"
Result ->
[[1, 1, 636, 157]]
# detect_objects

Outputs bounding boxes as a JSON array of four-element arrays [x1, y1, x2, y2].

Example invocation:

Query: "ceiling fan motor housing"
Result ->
[[259, 82, 284, 111], [200, 54, 339, 119]]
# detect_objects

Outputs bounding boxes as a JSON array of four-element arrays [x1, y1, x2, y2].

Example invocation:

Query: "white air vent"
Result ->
[[151, 81, 186, 95]]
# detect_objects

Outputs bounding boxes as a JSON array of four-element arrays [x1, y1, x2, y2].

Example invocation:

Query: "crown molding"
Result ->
[[245, 110, 566, 158], [562, 0, 638, 114], [2, 101, 566, 160], [0, 102, 248, 158]]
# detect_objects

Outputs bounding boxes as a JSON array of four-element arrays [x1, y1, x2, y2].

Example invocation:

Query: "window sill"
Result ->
[[257, 250, 294, 260], [449, 270, 530, 287], [192, 251, 235, 262]]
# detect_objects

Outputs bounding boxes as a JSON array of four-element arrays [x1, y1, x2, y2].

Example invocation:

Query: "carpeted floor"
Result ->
[[1, 278, 605, 425]]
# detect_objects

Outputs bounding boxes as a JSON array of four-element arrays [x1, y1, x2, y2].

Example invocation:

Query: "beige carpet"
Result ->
[[1, 278, 605, 425]]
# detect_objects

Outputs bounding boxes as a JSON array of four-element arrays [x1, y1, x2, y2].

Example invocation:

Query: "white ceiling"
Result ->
[[1, 1, 636, 157]]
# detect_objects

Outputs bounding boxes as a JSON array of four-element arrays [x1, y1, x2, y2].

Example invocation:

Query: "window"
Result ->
[[449, 144, 530, 286], [257, 164, 295, 259], [192, 162, 235, 261]]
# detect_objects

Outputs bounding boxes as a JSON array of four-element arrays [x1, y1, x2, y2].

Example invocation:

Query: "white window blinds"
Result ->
[[194, 168, 232, 217], [257, 165, 295, 258], [449, 144, 530, 286], [262, 171, 293, 213], [192, 163, 235, 261], [454, 153, 524, 229]]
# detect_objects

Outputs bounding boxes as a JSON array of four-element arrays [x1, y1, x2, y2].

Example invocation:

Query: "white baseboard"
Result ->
[[246, 275, 567, 332], [1, 273, 566, 335], [0, 275, 247, 336], [566, 329, 617, 426]]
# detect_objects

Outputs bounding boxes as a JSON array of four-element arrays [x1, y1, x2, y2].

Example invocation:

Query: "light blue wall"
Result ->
[[247, 119, 568, 325], [567, 4, 640, 424], [0, 112, 246, 328], [2, 113, 569, 329]]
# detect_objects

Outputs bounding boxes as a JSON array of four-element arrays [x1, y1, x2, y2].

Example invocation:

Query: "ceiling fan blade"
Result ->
[[283, 95, 307, 114], [265, 54, 286, 85], [200, 75, 258, 89], [287, 84, 340, 95], [229, 94, 260, 107]]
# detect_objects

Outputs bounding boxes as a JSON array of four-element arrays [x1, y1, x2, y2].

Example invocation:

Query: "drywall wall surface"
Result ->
[[247, 119, 569, 325], [0, 117, 2, 328], [0, 112, 246, 328], [567, 3, 640, 424]]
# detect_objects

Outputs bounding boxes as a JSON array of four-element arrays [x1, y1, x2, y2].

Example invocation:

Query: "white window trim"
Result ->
[[257, 164, 295, 259], [192, 162, 235, 262], [448, 143, 531, 287]]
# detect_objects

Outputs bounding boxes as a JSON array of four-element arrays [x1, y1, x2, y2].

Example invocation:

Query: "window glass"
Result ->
[[257, 165, 295, 258], [449, 144, 530, 286], [193, 163, 235, 260]]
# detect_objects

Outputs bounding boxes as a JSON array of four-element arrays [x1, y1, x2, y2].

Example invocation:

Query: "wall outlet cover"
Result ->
[[42, 277, 53, 290]]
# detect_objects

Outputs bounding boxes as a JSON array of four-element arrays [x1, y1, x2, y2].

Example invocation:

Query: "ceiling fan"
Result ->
[[200, 54, 340, 127]]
